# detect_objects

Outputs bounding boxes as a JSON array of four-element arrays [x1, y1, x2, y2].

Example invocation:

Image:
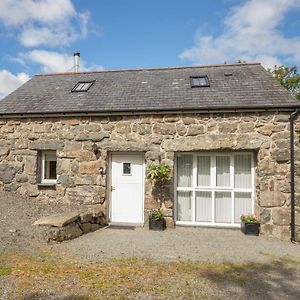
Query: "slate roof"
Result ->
[[0, 63, 299, 116]]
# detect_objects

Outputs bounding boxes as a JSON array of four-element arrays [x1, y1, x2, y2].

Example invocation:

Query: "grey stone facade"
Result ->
[[0, 111, 299, 240]]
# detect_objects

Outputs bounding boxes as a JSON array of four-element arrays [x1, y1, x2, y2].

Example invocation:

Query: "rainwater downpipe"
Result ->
[[290, 108, 299, 242]]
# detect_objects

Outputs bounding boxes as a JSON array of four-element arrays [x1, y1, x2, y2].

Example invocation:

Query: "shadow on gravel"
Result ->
[[24, 293, 89, 300], [203, 256, 300, 299]]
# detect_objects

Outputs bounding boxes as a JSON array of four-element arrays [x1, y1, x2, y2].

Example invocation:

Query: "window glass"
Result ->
[[195, 191, 212, 222], [234, 155, 252, 188], [123, 162, 131, 175], [177, 191, 192, 221], [43, 152, 57, 181], [234, 192, 252, 223], [197, 156, 210, 186], [177, 155, 193, 187], [215, 191, 232, 223], [216, 156, 230, 187]]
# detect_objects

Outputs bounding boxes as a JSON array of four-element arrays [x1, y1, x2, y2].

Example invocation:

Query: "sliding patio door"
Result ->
[[176, 152, 254, 227]]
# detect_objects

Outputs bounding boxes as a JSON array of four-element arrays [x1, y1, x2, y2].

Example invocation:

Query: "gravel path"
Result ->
[[1, 190, 299, 264], [54, 226, 300, 263]]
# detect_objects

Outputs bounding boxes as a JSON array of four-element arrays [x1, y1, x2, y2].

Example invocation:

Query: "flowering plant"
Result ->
[[240, 214, 259, 223], [149, 209, 163, 221]]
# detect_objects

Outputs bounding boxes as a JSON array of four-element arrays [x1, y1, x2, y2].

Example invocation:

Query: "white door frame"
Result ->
[[108, 152, 145, 225]]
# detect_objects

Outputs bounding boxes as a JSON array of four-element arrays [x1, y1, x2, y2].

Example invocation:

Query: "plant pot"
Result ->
[[241, 221, 260, 236], [149, 218, 166, 231]]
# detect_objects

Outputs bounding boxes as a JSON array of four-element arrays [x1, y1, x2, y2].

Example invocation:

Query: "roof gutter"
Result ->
[[290, 108, 299, 242], [0, 106, 299, 119]]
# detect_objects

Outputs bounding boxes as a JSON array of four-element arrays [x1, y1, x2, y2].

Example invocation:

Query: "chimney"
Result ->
[[73, 52, 80, 72]]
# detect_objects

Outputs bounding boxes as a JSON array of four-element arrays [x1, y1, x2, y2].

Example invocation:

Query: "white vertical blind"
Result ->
[[234, 192, 252, 223], [234, 155, 252, 188], [196, 191, 212, 222], [177, 155, 193, 187], [176, 152, 253, 226], [216, 156, 230, 187], [197, 156, 210, 186], [177, 191, 192, 221], [215, 191, 232, 223]]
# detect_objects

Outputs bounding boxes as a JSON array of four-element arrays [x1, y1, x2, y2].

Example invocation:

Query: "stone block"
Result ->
[[239, 123, 255, 133], [187, 124, 205, 136], [48, 223, 83, 242], [218, 122, 238, 134], [259, 186, 287, 207], [272, 207, 290, 225], [0, 163, 23, 184], [80, 212, 93, 223], [34, 212, 80, 227], [164, 217, 175, 228], [15, 174, 28, 183], [65, 186, 105, 205], [88, 205, 105, 217], [75, 132, 109, 142], [57, 175, 75, 187], [137, 124, 152, 135], [80, 222, 101, 234], [24, 156, 37, 175], [271, 148, 289, 162], [29, 140, 63, 150], [274, 114, 290, 122], [182, 117, 196, 125], [260, 208, 271, 223], [176, 123, 187, 136], [153, 123, 176, 135], [79, 161, 102, 174]]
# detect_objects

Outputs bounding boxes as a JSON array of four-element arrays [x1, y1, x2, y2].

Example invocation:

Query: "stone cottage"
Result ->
[[0, 63, 299, 240]]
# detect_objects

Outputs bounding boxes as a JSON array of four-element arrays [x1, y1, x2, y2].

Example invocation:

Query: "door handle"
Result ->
[[111, 186, 115, 192]]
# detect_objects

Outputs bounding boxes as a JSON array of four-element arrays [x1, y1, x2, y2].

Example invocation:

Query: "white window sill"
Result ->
[[38, 182, 56, 187]]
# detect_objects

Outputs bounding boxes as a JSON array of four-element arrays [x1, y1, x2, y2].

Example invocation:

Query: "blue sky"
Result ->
[[0, 0, 300, 98]]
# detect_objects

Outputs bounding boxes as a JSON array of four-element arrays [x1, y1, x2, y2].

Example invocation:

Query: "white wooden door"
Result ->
[[110, 153, 144, 224]]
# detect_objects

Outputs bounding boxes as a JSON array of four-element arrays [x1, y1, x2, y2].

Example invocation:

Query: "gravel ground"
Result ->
[[54, 225, 300, 263], [1, 189, 299, 263], [0, 190, 81, 253]]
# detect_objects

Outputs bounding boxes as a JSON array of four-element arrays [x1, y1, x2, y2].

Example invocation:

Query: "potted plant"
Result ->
[[240, 214, 260, 236], [146, 163, 171, 183], [149, 209, 166, 231]]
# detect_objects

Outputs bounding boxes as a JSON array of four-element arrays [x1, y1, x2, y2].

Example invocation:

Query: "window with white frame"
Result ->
[[40, 151, 57, 184], [176, 152, 254, 226]]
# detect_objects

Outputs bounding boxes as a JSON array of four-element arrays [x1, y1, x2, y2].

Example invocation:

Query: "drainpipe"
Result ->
[[290, 108, 299, 242]]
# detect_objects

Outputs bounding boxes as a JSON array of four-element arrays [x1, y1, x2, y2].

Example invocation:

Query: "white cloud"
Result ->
[[0, 0, 89, 47], [179, 0, 300, 69], [19, 50, 104, 73], [0, 70, 30, 99]]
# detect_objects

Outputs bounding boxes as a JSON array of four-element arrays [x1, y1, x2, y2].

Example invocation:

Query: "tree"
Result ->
[[269, 65, 300, 101]]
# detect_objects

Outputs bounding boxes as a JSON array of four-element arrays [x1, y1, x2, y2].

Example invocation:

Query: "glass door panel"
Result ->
[[197, 156, 211, 186], [195, 191, 212, 222], [216, 156, 230, 187], [177, 155, 193, 187], [215, 191, 232, 223], [177, 191, 192, 221], [234, 192, 252, 223]]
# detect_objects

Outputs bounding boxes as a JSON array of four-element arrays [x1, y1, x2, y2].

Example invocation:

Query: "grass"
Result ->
[[0, 266, 12, 276], [0, 249, 299, 300]]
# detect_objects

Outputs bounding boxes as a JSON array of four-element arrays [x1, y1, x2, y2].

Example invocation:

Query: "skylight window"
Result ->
[[190, 76, 210, 88], [71, 81, 94, 92]]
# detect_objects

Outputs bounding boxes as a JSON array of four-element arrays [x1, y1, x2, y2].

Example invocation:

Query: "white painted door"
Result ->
[[110, 153, 144, 224]]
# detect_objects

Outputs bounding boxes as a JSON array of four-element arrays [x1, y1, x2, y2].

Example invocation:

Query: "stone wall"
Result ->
[[0, 111, 299, 240]]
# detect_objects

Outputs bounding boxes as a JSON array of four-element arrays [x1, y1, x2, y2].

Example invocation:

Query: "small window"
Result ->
[[71, 81, 94, 92], [190, 76, 210, 87], [123, 163, 131, 175], [40, 151, 57, 184]]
